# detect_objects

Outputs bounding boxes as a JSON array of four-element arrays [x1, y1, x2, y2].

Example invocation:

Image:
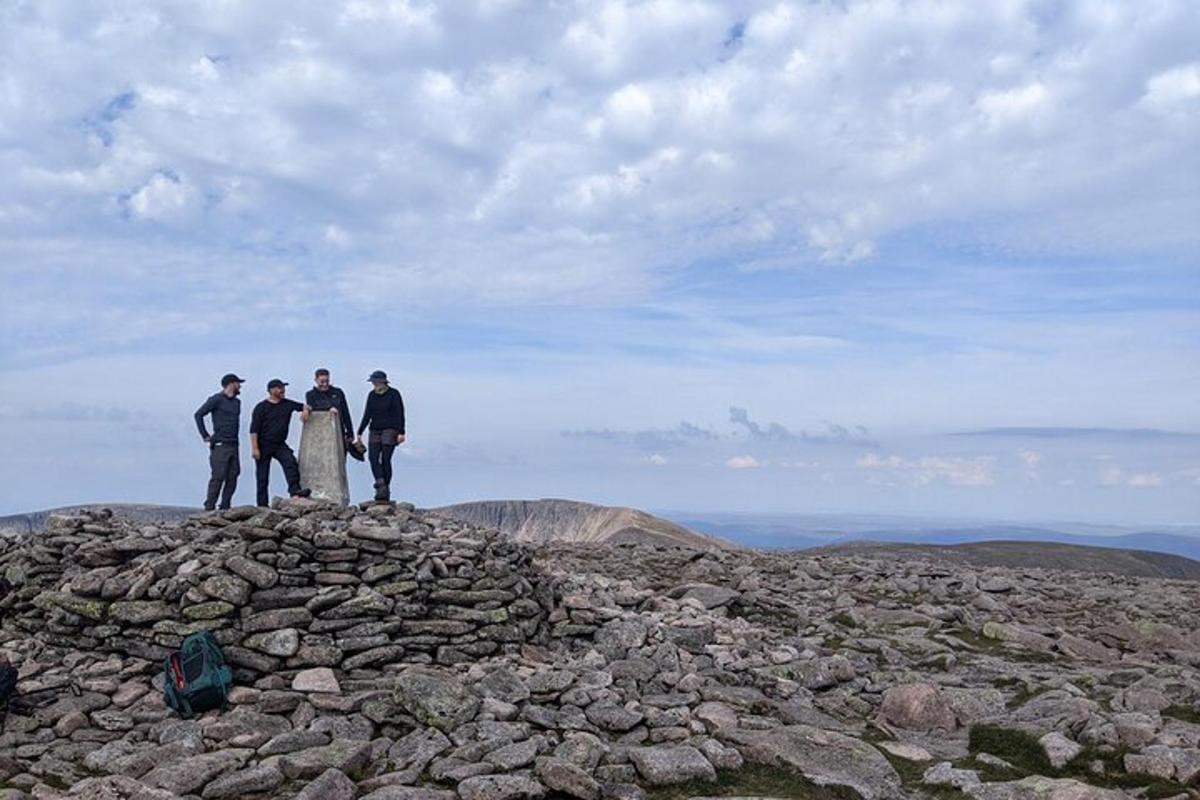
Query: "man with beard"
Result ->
[[250, 379, 312, 507], [303, 368, 360, 460], [194, 373, 245, 511]]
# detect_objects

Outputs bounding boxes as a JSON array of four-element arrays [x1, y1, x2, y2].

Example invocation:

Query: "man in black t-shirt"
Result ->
[[250, 379, 312, 507]]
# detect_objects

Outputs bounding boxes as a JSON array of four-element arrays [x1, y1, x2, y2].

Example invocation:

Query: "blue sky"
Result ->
[[1, 1, 1197, 523]]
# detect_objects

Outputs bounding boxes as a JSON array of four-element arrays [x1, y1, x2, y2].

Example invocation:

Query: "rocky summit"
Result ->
[[0, 502, 1197, 800]]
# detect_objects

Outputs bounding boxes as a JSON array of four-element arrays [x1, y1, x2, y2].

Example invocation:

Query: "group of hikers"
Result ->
[[194, 368, 406, 508]]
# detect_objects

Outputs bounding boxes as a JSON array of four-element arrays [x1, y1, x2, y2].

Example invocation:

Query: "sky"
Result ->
[[0, 0, 1197, 524]]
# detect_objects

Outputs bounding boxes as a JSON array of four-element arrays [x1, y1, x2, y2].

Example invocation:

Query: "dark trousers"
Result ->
[[368, 429, 399, 486], [255, 442, 301, 506], [205, 443, 240, 510]]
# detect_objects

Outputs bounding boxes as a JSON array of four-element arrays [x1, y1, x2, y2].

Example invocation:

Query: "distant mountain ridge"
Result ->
[[670, 512, 1200, 561], [434, 498, 728, 549], [814, 539, 1200, 580]]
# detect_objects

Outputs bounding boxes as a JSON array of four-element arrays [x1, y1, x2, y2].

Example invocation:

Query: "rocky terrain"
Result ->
[[0, 505, 196, 538], [435, 500, 726, 549], [0, 500, 1196, 800], [814, 540, 1200, 581]]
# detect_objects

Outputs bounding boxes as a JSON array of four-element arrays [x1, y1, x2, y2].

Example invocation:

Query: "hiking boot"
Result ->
[[373, 481, 388, 502], [291, 488, 312, 499]]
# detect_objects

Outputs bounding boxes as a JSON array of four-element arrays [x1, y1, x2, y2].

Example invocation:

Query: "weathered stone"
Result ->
[[457, 774, 546, 800], [535, 757, 600, 800], [299, 410, 351, 505], [879, 683, 957, 731], [393, 667, 481, 732], [202, 574, 252, 606], [628, 745, 715, 786], [201, 764, 285, 799], [725, 726, 902, 800], [293, 667, 341, 694], [142, 748, 252, 795], [243, 628, 301, 657], [293, 767, 357, 800], [225, 554, 280, 589]]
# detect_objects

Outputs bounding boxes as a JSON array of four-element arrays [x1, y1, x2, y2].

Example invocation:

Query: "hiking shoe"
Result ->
[[292, 489, 312, 499]]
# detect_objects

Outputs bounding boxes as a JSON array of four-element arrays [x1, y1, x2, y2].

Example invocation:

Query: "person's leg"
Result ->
[[255, 448, 272, 507], [380, 435, 396, 487], [219, 447, 240, 509], [367, 433, 384, 481], [204, 446, 223, 510], [276, 444, 303, 495]]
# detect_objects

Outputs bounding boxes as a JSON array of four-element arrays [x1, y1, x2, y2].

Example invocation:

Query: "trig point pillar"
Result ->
[[299, 410, 350, 505]]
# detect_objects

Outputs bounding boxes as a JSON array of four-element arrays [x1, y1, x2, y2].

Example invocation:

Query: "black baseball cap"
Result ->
[[267, 379, 288, 390], [220, 373, 246, 387], [368, 370, 388, 382]]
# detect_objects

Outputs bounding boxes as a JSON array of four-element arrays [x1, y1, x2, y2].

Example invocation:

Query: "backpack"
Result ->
[[162, 632, 233, 718]]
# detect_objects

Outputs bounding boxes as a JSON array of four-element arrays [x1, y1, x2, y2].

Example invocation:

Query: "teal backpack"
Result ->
[[162, 631, 233, 718]]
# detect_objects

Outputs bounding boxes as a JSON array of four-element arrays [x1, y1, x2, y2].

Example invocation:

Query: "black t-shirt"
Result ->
[[250, 398, 304, 445]]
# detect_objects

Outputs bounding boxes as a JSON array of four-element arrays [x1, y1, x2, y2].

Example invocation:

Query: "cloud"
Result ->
[[725, 455, 761, 469], [562, 421, 719, 452], [729, 407, 876, 446], [647, 453, 668, 466], [2, 0, 1198, 356], [857, 453, 996, 487], [1019, 448, 1042, 480], [1100, 464, 1164, 489]]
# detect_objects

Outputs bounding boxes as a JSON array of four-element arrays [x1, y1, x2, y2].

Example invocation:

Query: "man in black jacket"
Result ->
[[303, 368, 359, 460], [356, 370, 405, 502], [194, 373, 244, 510], [250, 379, 312, 507]]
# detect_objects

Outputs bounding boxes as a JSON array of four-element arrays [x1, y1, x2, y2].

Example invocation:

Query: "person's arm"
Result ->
[[338, 393, 354, 437], [249, 404, 263, 458], [395, 391, 405, 437], [357, 395, 371, 438], [302, 390, 314, 422], [194, 395, 216, 441]]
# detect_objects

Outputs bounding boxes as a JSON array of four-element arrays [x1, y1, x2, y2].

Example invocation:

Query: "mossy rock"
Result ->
[[182, 600, 236, 620]]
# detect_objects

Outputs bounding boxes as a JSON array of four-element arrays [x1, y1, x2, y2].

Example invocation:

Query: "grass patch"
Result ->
[[968, 725, 1051, 774], [646, 765, 860, 800], [831, 612, 859, 629], [1161, 704, 1200, 724], [965, 728, 1195, 798]]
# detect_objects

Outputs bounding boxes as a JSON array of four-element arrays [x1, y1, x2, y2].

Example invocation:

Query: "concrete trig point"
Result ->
[[298, 411, 350, 505]]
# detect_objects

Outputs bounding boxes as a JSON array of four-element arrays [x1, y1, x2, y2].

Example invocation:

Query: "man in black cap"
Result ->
[[303, 368, 360, 460], [250, 379, 312, 506], [194, 373, 244, 510], [356, 370, 405, 502]]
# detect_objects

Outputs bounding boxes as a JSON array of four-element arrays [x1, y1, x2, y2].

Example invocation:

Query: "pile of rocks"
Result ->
[[0, 503, 550, 679], [0, 501, 1197, 800]]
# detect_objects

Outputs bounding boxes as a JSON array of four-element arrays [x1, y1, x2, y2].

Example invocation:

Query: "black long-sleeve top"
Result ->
[[358, 387, 405, 435], [194, 392, 241, 444], [306, 385, 354, 438]]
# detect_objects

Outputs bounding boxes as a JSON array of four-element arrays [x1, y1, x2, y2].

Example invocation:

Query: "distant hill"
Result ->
[[434, 498, 728, 549], [670, 511, 1200, 561], [814, 539, 1200, 580], [0, 503, 198, 536]]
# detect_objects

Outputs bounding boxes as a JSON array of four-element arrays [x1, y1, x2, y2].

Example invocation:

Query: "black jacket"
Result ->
[[358, 387, 405, 435], [306, 386, 354, 438]]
